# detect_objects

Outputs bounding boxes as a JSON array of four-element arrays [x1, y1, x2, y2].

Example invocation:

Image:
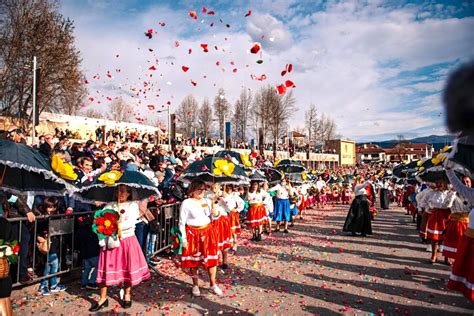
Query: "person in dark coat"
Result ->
[[379, 179, 390, 210], [0, 217, 14, 316], [343, 180, 373, 237]]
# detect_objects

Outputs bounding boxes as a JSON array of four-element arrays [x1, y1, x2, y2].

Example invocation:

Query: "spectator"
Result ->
[[39, 134, 54, 157]]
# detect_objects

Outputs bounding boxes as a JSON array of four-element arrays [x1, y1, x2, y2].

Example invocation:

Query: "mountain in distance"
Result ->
[[359, 135, 455, 150]]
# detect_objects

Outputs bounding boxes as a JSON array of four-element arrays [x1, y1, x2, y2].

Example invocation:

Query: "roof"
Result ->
[[291, 131, 306, 138], [396, 143, 431, 150], [357, 147, 385, 154]]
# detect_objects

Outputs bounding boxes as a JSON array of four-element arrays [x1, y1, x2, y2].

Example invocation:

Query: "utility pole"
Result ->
[[31, 56, 37, 146]]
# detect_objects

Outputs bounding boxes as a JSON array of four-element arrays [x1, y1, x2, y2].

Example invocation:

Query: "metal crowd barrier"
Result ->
[[7, 202, 181, 289]]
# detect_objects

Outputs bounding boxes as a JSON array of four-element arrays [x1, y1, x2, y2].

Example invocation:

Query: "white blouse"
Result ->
[[179, 198, 212, 242], [247, 191, 265, 204], [222, 193, 245, 213], [268, 184, 289, 199], [450, 193, 471, 214], [427, 190, 456, 210], [105, 201, 140, 239]]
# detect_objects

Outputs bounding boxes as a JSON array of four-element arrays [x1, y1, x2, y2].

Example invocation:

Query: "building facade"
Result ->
[[325, 139, 356, 165]]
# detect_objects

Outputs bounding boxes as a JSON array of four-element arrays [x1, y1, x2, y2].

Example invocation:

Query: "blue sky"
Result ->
[[60, 0, 474, 142]]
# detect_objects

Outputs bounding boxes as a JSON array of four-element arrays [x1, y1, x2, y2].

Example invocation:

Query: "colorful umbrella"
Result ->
[[259, 167, 283, 184], [276, 159, 306, 174], [180, 156, 249, 185], [75, 170, 160, 202], [450, 135, 474, 174], [214, 150, 253, 167], [0, 139, 71, 196]]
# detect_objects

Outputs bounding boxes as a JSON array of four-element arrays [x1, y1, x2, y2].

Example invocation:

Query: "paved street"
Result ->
[[12, 204, 474, 315]]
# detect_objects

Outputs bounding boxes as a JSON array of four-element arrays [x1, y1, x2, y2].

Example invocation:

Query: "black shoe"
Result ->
[[221, 263, 229, 270], [284, 229, 289, 233], [86, 284, 99, 290], [89, 299, 108, 312], [273, 229, 280, 233], [121, 300, 132, 309]]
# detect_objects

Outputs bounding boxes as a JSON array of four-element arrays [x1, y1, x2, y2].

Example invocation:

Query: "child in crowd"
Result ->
[[77, 214, 100, 290], [36, 197, 67, 296]]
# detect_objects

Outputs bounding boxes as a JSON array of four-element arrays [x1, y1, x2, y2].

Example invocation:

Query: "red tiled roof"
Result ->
[[292, 131, 305, 138]]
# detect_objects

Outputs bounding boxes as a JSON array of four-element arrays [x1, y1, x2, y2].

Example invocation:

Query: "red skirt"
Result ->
[[246, 204, 268, 227], [426, 208, 451, 241], [447, 231, 474, 302], [228, 211, 241, 233], [442, 215, 469, 259], [212, 215, 233, 251], [298, 196, 307, 211], [406, 203, 417, 216], [181, 225, 218, 269], [420, 211, 430, 239]]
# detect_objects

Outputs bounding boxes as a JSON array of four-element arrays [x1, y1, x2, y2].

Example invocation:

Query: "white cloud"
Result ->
[[60, 0, 474, 142]]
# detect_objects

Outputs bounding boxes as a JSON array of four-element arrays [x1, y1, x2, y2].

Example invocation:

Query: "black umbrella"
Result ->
[[285, 172, 305, 185], [180, 156, 249, 185], [276, 159, 306, 174], [451, 135, 474, 174], [262, 167, 284, 184], [392, 161, 419, 178], [214, 150, 252, 167], [249, 169, 267, 183], [75, 170, 160, 203], [416, 147, 468, 183], [0, 139, 70, 196]]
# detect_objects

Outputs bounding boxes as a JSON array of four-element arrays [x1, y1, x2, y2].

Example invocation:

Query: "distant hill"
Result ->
[[359, 135, 455, 151]]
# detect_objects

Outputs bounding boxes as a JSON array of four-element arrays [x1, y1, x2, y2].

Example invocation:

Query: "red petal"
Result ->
[[200, 43, 209, 52], [288, 64, 293, 72], [233, 68, 238, 73], [148, 105, 155, 110], [191, 80, 197, 86], [175, 41, 180, 47], [245, 10, 252, 17], [285, 80, 295, 88], [281, 70, 287, 76], [84, 79, 89, 84], [148, 48, 154, 52], [159, 22, 166, 27], [210, 22, 214, 27], [182, 66, 189, 72], [250, 43, 261, 54], [147, 28, 153, 33], [208, 11, 215, 15], [202, 7, 207, 13], [276, 84, 287, 95], [188, 48, 192, 54], [149, 65, 156, 70], [189, 11, 197, 19]]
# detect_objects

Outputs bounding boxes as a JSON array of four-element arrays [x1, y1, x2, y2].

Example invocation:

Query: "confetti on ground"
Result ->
[[11, 205, 473, 315]]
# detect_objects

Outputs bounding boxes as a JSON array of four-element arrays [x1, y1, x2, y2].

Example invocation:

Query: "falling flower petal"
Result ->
[[276, 84, 287, 95], [145, 28, 153, 39], [200, 43, 209, 52], [202, 7, 207, 13], [188, 48, 192, 54], [149, 66, 156, 71], [256, 59, 263, 64], [175, 40, 180, 47], [182, 66, 189, 72], [281, 70, 287, 76], [288, 64, 293, 72], [208, 11, 215, 15], [148, 105, 155, 110], [189, 11, 198, 19], [285, 80, 295, 87], [245, 10, 252, 17], [191, 80, 197, 86], [159, 22, 166, 27], [233, 68, 238, 73], [250, 43, 261, 54]]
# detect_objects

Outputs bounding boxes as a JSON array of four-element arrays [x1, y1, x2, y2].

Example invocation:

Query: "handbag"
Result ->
[[36, 236, 50, 255]]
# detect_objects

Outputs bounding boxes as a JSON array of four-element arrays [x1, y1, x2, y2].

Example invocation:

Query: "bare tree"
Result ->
[[268, 89, 296, 158], [251, 85, 274, 147], [318, 114, 337, 143], [0, 0, 85, 130], [232, 88, 252, 143], [176, 94, 199, 139], [108, 97, 133, 122], [81, 108, 104, 119], [198, 98, 213, 139], [305, 103, 318, 146], [213, 88, 229, 139]]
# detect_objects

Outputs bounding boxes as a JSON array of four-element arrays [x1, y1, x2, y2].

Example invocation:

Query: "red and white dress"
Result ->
[[416, 187, 435, 239], [442, 194, 470, 259], [179, 198, 218, 269], [448, 209, 474, 301], [246, 191, 268, 227], [223, 192, 245, 234], [426, 190, 456, 241], [96, 201, 150, 286], [211, 197, 233, 251]]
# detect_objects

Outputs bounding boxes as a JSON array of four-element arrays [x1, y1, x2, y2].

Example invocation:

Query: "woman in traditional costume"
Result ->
[[89, 185, 150, 311], [179, 180, 222, 296], [343, 180, 373, 237], [246, 181, 268, 241]]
